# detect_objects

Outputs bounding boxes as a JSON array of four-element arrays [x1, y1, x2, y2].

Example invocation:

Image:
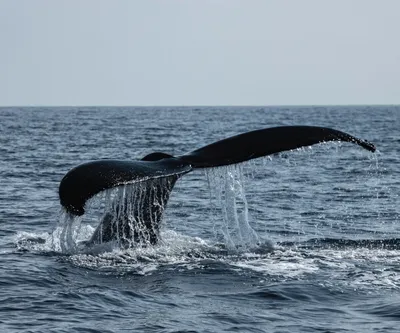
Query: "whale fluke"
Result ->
[[58, 125, 375, 245], [59, 158, 192, 216], [180, 126, 375, 168]]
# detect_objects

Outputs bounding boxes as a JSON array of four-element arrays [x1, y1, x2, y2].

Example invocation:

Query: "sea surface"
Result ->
[[0, 106, 399, 333]]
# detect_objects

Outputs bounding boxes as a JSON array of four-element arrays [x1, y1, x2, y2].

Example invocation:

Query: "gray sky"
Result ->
[[0, 0, 399, 106]]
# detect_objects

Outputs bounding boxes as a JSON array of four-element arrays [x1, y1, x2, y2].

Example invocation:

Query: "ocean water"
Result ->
[[0, 106, 399, 333]]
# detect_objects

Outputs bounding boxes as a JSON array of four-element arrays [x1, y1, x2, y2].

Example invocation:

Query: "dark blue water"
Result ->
[[0, 106, 399, 332]]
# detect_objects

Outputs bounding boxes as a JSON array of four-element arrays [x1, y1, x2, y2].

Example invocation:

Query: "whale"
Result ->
[[59, 126, 376, 246]]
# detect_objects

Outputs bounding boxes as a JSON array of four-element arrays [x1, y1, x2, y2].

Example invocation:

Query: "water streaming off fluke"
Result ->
[[52, 176, 177, 252], [205, 164, 260, 250]]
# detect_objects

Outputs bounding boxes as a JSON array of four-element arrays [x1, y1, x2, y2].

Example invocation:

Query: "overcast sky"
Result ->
[[0, 0, 399, 106]]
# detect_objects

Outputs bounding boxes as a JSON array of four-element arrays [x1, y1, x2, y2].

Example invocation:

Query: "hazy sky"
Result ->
[[1, 0, 399, 106]]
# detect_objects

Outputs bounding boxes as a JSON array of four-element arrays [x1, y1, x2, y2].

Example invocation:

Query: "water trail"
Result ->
[[205, 164, 260, 250], [50, 210, 83, 253], [50, 176, 177, 252]]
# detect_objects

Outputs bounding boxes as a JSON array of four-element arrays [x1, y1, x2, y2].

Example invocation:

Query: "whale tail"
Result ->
[[58, 125, 375, 246], [180, 126, 375, 168]]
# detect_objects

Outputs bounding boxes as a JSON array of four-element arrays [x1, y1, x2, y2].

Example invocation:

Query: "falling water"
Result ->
[[51, 176, 177, 252], [50, 210, 83, 253], [205, 164, 260, 250], [51, 164, 261, 253]]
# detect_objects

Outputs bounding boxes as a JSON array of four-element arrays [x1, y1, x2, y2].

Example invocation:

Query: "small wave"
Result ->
[[280, 237, 400, 250]]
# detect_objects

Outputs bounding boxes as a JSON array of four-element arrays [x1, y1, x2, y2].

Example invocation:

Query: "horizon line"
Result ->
[[0, 103, 399, 108]]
